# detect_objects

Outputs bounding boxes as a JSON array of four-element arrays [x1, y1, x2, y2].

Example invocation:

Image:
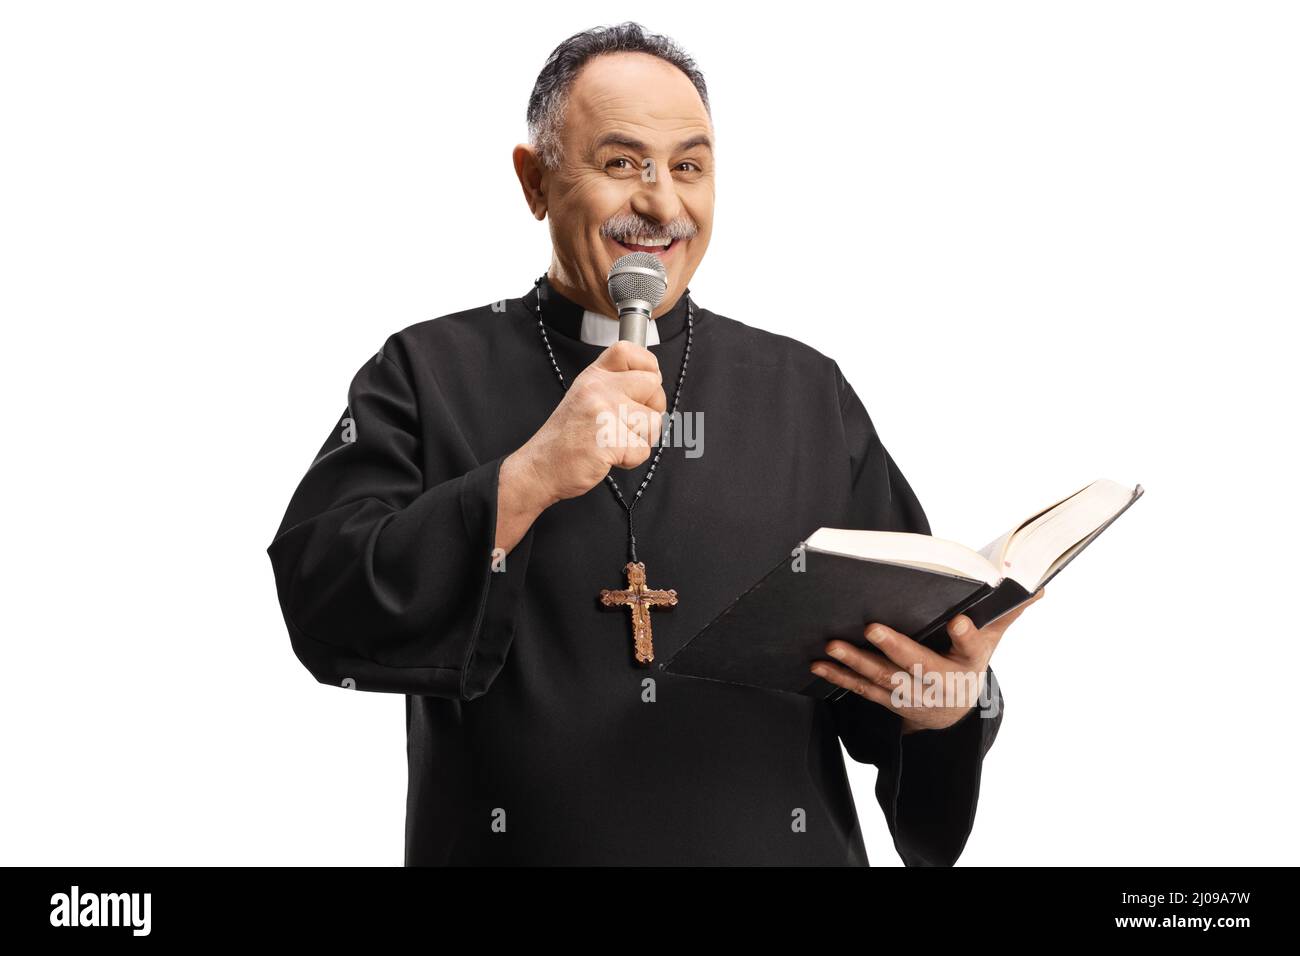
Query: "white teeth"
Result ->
[[623, 236, 671, 247]]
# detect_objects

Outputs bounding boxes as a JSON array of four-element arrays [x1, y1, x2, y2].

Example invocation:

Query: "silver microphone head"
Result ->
[[607, 253, 668, 346], [608, 252, 669, 308]]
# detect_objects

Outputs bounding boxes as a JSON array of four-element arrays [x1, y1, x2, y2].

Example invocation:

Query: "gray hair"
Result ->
[[526, 22, 711, 171]]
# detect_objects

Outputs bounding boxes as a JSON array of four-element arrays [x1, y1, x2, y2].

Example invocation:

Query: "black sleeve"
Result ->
[[266, 334, 535, 699], [827, 362, 1005, 866]]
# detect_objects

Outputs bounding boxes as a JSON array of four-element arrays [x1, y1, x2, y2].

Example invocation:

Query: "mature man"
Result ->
[[267, 22, 1043, 866]]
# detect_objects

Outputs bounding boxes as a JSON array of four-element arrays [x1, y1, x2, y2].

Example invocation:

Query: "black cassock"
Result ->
[[267, 277, 1004, 866]]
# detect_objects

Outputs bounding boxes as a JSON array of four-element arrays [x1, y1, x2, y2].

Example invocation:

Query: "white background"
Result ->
[[2, 0, 1296, 865]]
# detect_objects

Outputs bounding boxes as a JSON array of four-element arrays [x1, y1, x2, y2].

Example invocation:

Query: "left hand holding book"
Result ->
[[811, 587, 1047, 733]]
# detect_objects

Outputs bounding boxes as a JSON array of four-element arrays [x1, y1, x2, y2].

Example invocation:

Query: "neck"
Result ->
[[546, 266, 611, 318], [547, 263, 683, 320]]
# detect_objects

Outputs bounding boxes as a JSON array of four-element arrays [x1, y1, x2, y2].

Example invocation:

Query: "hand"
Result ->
[[810, 587, 1046, 734], [494, 342, 668, 552], [516, 340, 668, 503]]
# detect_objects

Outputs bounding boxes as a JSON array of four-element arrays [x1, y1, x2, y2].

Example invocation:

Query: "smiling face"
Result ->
[[514, 52, 715, 318]]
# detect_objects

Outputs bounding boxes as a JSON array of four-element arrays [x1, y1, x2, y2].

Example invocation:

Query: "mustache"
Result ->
[[600, 213, 699, 243]]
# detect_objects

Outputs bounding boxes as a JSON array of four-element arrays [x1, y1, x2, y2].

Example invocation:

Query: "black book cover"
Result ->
[[661, 484, 1143, 699]]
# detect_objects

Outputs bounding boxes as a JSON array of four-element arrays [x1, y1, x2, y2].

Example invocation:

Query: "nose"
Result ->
[[631, 164, 684, 228]]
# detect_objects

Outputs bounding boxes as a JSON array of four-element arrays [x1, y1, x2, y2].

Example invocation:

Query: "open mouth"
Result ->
[[612, 236, 678, 256]]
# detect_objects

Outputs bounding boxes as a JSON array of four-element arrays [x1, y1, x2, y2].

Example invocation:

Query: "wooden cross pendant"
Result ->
[[599, 561, 678, 665]]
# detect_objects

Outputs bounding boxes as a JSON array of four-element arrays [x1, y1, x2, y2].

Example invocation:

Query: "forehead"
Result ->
[[565, 52, 712, 143]]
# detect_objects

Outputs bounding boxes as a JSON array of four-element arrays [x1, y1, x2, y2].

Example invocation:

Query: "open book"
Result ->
[[660, 479, 1143, 698]]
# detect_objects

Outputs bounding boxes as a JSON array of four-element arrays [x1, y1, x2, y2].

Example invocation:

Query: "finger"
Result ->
[[594, 340, 660, 374], [613, 370, 666, 407], [863, 621, 939, 673], [947, 613, 984, 660], [644, 384, 667, 414], [810, 660, 900, 710], [821, 640, 903, 690], [617, 401, 663, 447], [613, 430, 652, 469]]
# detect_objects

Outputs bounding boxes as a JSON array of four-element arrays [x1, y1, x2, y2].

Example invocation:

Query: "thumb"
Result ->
[[947, 613, 981, 658]]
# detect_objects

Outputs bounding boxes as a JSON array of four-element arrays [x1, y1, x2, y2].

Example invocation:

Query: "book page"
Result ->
[[977, 528, 1014, 567], [805, 528, 1001, 586], [978, 483, 1089, 569], [1003, 479, 1138, 589]]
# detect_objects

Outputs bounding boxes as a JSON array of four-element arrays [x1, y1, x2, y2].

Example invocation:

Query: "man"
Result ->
[[267, 22, 1044, 866]]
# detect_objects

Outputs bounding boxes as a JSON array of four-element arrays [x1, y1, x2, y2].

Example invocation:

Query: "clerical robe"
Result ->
[[266, 277, 1004, 866]]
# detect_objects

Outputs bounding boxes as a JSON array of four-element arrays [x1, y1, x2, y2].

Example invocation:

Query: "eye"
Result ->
[[606, 157, 635, 171], [675, 162, 700, 172]]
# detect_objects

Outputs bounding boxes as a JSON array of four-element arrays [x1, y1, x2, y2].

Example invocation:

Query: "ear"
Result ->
[[512, 144, 548, 220]]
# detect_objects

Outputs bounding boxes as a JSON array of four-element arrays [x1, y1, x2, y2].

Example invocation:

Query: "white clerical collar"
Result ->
[[579, 310, 660, 347]]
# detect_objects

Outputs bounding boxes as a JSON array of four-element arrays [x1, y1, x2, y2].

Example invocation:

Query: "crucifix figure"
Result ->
[[599, 561, 678, 664]]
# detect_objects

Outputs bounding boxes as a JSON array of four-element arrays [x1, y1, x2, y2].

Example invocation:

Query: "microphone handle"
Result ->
[[616, 302, 652, 347]]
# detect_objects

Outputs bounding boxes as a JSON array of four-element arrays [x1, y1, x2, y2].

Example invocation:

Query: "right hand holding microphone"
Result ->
[[515, 340, 668, 505]]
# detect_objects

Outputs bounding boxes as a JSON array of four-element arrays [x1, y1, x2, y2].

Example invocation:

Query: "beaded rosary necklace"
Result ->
[[532, 274, 694, 665]]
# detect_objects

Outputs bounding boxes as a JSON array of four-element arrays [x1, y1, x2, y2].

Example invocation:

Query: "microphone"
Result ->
[[607, 253, 668, 347]]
